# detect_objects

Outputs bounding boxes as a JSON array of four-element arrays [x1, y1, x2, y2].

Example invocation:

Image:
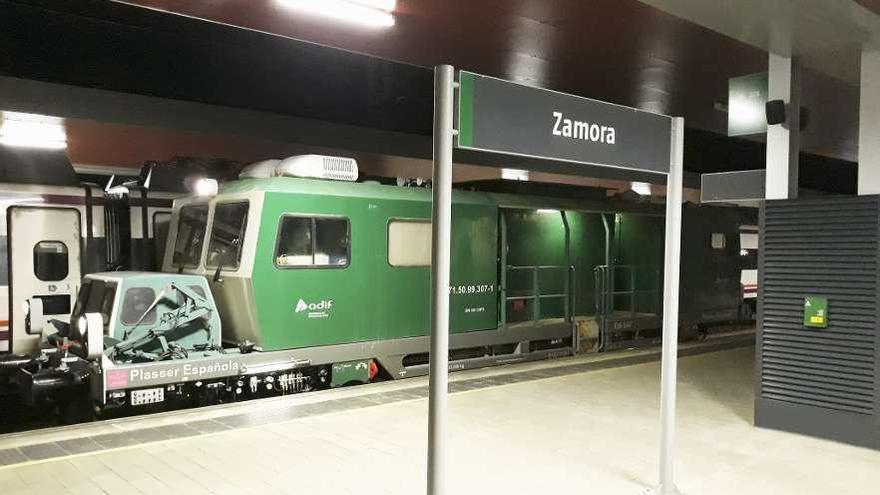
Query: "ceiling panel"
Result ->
[[117, 0, 764, 129], [638, 0, 880, 83], [113, 0, 860, 161]]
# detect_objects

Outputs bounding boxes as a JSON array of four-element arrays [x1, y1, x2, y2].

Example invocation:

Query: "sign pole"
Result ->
[[441, 69, 682, 494], [427, 63, 455, 495], [649, 116, 685, 495]]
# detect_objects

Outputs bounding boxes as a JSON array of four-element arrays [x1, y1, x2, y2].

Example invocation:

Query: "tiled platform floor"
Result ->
[[2, 343, 879, 494]]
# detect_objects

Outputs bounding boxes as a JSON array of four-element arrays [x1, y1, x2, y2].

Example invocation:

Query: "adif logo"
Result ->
[[295, 298, 334, 319]]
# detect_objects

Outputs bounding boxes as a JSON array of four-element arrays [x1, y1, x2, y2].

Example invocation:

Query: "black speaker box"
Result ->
[[766, 99, 786, 125]]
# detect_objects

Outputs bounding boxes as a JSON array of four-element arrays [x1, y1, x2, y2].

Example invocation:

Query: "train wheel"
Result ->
[[696, 325, 709, 341], [677, 324, 700, 342], [58, 394, 95, 425]]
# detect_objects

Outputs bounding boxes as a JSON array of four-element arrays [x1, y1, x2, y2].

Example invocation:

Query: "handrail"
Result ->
[[594, 264, 661, 319], [504, 264, 574, 325]]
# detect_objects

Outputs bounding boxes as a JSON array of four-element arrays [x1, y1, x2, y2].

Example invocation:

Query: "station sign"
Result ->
[[456, 71, 672, 174], [701, 169, 765, 203], [728, 72, 768, 137]]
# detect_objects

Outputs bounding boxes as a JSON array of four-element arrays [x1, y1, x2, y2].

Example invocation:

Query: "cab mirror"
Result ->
[[23, 298, 45, 335], [79, 312, 105, 360]]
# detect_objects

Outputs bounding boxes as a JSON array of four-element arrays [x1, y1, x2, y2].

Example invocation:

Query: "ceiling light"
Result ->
[[346, 0, 396, 10], [631, 182, 652, 196], [501, 168, 529, 181], [537, 209, 558, 214], [276, 0, 395, 27], [0, 111, 67, 149]]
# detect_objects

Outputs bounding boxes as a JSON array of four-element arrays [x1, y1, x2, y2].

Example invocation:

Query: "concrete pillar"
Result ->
[[858, 50, 880, 195], [765, 53, 800, 200]]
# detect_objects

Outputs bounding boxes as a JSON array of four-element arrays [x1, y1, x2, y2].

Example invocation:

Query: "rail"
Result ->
[[593, 264, 661, 319], [504, 265, 575, 325]]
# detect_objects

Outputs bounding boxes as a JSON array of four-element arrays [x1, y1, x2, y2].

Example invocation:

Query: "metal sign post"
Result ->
[[647, 116, 685, 495], [426, 68, 685, 495], [427, 64, 455, 495]]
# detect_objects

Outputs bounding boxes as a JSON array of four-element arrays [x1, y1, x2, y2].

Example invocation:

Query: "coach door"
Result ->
[[8, 206, 82, 355]]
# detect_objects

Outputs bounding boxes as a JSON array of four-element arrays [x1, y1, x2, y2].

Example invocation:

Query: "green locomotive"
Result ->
[[1, 155, 754, 414], [166, 154, 752, 377]]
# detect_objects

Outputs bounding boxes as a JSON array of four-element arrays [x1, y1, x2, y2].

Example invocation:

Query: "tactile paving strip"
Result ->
[[0, 336, 752, 467]]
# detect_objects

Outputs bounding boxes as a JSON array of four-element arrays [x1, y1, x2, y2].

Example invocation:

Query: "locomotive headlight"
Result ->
[[193, 178, 218, 198], [21, 300, 30, 317]]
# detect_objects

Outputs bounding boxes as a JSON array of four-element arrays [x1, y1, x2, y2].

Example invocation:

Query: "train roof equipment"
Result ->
[[238, 155, 358, 182]]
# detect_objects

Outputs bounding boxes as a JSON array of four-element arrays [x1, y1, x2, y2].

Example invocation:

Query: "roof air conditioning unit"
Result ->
[[276, 154, 359, 182]]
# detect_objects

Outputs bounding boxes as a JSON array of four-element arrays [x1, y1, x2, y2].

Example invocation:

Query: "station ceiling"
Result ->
[[114, 0, 861, 163], [0, 0, 867, 193], [642, 0, 880, 84]]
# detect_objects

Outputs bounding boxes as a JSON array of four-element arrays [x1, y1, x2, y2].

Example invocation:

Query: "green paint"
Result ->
[[566, 211, 609, 316], [614, 213, 665, 314], [189, 177, 752, 355], [458, 71, 475, 148], [222, 177, 499, 351], [804, 296, 828, 328], [331, 359, 371, 387], [504, 209, 567, 321]]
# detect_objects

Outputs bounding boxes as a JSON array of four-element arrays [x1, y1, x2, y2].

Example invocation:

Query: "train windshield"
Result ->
[[206, 202, 249, 270], [172, 205, 209, 267], [120, 287, 157, 326]]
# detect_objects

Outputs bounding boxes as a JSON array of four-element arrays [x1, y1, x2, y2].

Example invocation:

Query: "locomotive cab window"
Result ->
[[153, 211, 172, 267], [206, 202, 249, 270], [33, 241, 68, 281], [121, 287, 157, 326], [275, 216, 350, 268], [711, 233, 726, 250], [388, 220, 432, 267], [172, 205, 209, 267]]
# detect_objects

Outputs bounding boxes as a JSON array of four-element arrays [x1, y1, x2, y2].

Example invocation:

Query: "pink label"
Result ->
[[107, 369, 129, 389]]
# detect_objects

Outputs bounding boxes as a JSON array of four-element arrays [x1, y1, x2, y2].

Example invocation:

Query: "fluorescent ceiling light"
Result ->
[[537, 209, 558, 214], [631, 181, 652, 196], [347, 0, 396, 10], [276, 0, 395, 27], [0, 111, 67, 150], [501, 168, 529, 181]]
